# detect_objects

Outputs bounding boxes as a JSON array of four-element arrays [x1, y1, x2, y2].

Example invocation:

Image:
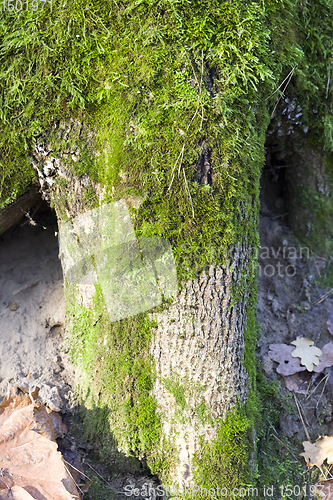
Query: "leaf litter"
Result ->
[[0, 388, 84, 500], [291, 337, 322, 371], [268, 343, 306, 376], [300, 436, 333, 467]]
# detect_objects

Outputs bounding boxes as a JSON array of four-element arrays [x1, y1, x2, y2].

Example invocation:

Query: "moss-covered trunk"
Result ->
[[1, 0, 333, 493], [30, 118, 259, 490]]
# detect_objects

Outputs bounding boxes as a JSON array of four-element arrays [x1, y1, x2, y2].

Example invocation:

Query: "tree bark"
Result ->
[[151, 251, 251, 484]]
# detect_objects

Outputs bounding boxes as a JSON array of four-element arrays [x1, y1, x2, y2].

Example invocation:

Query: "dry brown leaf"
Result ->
[[314, 342, 333, 372], [268, 344, 306, 376], [0, 390, 81, 500], [0, 486, 35, 499], [283, 373, 308, 394], [63, 453, 85, 485], [291, 337, 322, 371], [327, 313, 333, 336], [315, 480, 333, 499], [47, 411, 68, 439], [300, 436, 333, 467]]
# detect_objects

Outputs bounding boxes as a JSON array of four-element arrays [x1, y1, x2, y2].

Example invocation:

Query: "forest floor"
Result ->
[[1, 192, 333, 499], [255, 169, 333, 498]]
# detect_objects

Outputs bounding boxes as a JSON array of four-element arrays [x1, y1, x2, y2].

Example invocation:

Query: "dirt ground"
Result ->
[[256, 165, 333, 497], [1, 184, 333, 499], [0, 205, 74, 407]]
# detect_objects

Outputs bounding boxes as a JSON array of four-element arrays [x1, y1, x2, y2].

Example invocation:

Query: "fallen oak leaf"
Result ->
[[300, 436, 333, 467], [47, 410, 68, 439], [268, 344, 306, 376], [283, 373, 308, 394], [313, 342, 333, 373], [291, 337, 322, 372], [0, 390, 81, 500]]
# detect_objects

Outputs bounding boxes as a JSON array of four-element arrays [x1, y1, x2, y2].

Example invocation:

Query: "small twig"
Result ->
[[266, 417, 301, 461], [271, 433, 301, 463], [199, 100, 204, 131], [168, 144, 185, 191], [177, 144, 185, 179], [266, 418, 278, 435], [63, 460, 91, 481], [294, 394, 310, 440], [199, 48, 204, 130], [20, 207, 47, 230], [297, 398, 310, 427], [326, 67, 331, 99], [323, 463, 333, 480], [265, 65, 297, 101], [316, 373, 330, 410], [199, 48, 204, 93], [183, 167, 195, 218], [319, 466, 327, 479], [63, 462, 84, 498], [302, 465, 314, 476], [85, 462, 117, 492], [21, 202, 42, 226], [270, 65, 297, 118], [313, 288, 333, 306], [186, 99, 200, 132], [306, 374, 327, 401], [13, 281, 39, 296]]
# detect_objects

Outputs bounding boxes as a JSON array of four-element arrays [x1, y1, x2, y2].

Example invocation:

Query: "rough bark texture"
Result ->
[[151, 251, 250, 485]]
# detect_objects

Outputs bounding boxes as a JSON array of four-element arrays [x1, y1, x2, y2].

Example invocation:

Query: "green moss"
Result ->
[[2, 0, 333, 492], [255, 373, 321, 497], [65, 281, 162, 471], [192, 407, 254, 498], [163, 376, 187, 411]]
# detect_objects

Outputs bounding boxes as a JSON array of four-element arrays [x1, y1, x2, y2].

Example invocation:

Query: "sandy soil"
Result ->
[[0, 204, 74, 410]]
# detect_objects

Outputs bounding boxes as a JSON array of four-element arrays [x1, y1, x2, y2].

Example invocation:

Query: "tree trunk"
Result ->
[[29, 116, 259, 490], [151, 253, 251, 485]]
